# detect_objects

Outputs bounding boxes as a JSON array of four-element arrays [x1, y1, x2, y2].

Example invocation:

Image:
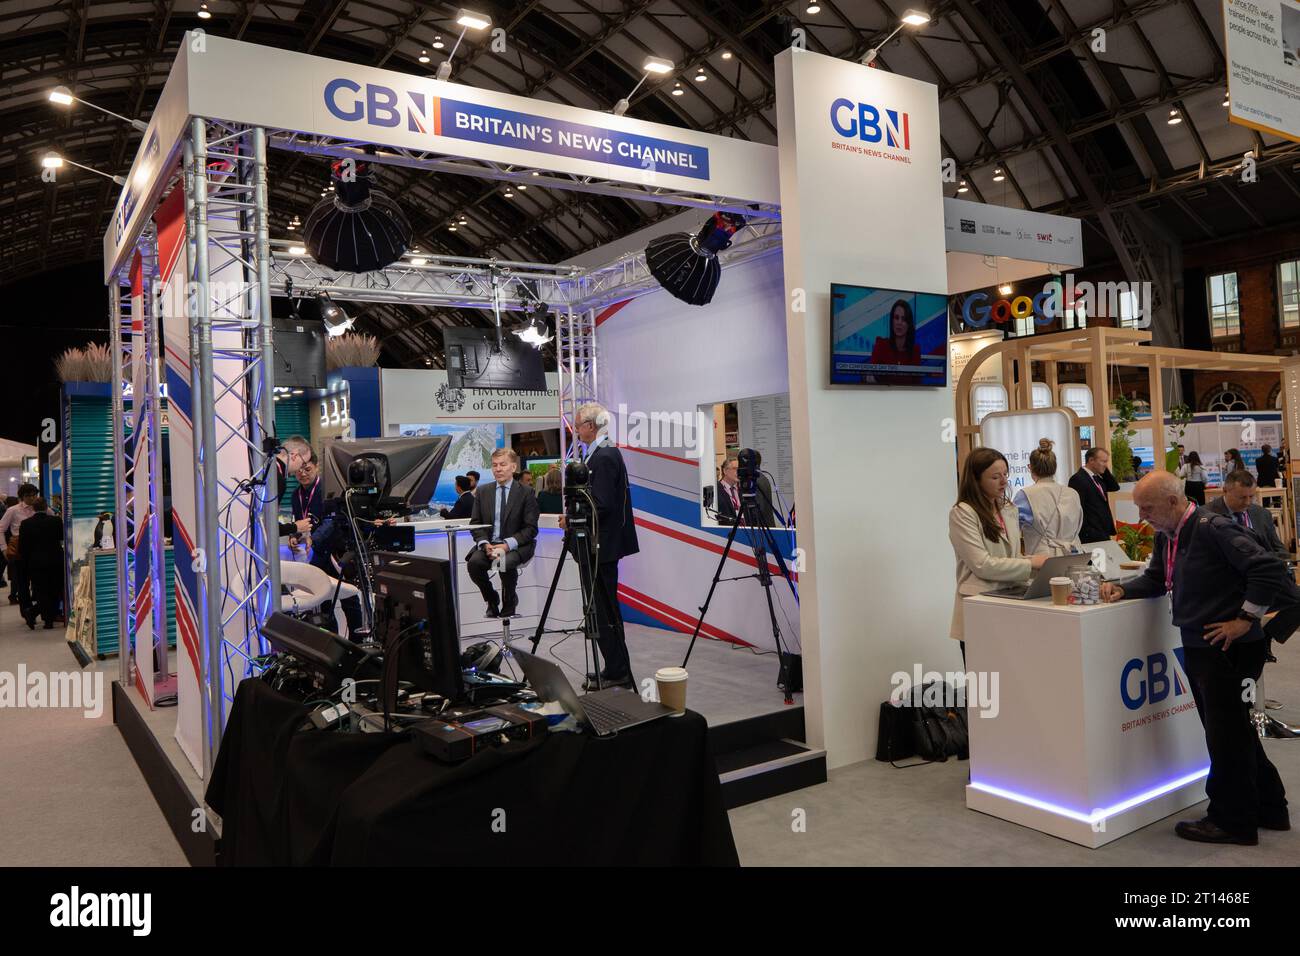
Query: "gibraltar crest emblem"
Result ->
[[436, 382, 466, 413]]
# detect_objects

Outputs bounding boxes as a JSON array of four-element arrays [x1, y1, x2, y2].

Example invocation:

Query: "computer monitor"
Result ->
[[260, 611, 376, 690], [443, 328, 546, 391], [322, 436, 451, 511], [372, 551, 463, 703]]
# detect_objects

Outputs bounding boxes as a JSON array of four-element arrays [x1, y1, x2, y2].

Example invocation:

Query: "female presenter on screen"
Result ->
[[1012, 438, 1083, 556], [949, 448, 1049, 661], [869, 299, 922, 367]]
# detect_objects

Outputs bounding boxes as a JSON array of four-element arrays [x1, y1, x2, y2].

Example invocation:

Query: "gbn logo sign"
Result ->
[[1120, 648, 1189, 711], [829, 98, 911, 150], [325, 78, 435, 133]]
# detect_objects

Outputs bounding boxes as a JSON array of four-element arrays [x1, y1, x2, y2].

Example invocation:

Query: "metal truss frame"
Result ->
[[183, 119, 280, 774], [109, 272, 138, 691]]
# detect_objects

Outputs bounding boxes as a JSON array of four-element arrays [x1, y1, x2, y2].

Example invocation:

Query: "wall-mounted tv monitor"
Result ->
[[443, 328, 546, 391], [830, 284, 949, 387]]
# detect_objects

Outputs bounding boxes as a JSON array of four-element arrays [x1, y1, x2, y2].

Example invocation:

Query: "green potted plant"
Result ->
[[1110, 394, 1139, 482], [1164, 403, 1192, 472]]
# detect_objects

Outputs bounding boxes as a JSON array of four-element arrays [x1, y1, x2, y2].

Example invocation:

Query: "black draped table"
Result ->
[[206, 678, 740, 866]]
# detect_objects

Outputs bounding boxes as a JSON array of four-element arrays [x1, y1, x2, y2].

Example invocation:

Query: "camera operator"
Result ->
[[273, 436, 314, 538], [563, 402, 639, 690]]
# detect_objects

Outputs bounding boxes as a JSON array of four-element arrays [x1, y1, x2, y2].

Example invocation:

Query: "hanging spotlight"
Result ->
[[998, 282, 1013, 296], [316, 292, 354, 337], [436, 9, 493, 81], [303, 159, 412, 272], [672, 83, 684, 96], [694, 70, 707, 82], [517, 183, 528, 190], [721, 50, 733, 60], [1167, 108, 1182, 125], [513, 303, 553, 348], [645, 211, 746, 306], [992, 166, 1005, 181], [448, 225, 458, 232], [432, 36, 445, 50], [957, 179, 969, 193], [288, 246, 306, 256], [197, 2, 212, 19], [1222, 92, 1230, 108], [504, 189, 515, 198], [419, 50, 431, 64], [530, 171, 539, 176], [807, 3, 821, 13]]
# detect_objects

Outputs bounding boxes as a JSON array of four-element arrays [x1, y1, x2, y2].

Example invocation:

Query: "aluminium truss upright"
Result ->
[[182, 119, 279, 775], [557, 307, 599, 465], [109, 277, 137, 690]]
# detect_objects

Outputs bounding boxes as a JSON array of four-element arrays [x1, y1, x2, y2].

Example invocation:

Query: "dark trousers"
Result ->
[[1185, 480, 1206, 506], [593, 560, 630, 678], [8, 556, 30, 613], [29, 563, 61, 624], [466, 545, 521, 611], [1183, 639, 1288, 835]]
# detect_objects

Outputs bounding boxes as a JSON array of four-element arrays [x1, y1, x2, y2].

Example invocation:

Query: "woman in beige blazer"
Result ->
[[950, 447, 1048, 658]]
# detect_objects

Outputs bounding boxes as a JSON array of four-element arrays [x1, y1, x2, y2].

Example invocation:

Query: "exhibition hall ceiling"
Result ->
[[1, 0, 1292, 362]]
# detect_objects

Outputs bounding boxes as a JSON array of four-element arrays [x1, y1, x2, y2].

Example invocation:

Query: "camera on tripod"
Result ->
[[562, 460, 598, 560], [736, 447, 760, 497]]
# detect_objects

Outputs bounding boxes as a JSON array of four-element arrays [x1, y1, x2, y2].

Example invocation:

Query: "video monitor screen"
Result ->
[[829, 284, 949, 387], [443, 328, 547, 391]]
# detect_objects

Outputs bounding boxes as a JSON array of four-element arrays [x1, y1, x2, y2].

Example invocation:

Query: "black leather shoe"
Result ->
[[584, 672, 633, 691], [1174, 817, 1258, 845], [24, 614, 35, 630], [1260, 813, 1291, 831], [500, 604, 517, 619], [484, 604, 500, 618]]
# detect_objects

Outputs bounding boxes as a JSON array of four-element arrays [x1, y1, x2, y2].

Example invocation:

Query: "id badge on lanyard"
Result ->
[[1163, 502, 1197, 614]]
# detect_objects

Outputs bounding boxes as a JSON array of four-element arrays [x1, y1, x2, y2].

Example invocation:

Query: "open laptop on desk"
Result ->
[[981, 553, 1091, 600], [511, 648, 674, 737], [1086, 539, 1144, 581]]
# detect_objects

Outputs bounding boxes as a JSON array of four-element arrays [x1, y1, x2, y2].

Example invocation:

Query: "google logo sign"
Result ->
[[962, 290, 1057, 328]]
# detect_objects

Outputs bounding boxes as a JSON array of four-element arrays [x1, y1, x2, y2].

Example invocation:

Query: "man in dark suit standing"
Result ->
[[467, 449, 539, 618], [19, 497, 63, 629], [1068, 447, 1121, 543], [1208, 470, 1288, 558], [570, 402, 639, 689], [1256, 444, 1281, 489], [1101, 471, 1289, 844], [439, 476, 474, 520], [716, 457, 741, 523]]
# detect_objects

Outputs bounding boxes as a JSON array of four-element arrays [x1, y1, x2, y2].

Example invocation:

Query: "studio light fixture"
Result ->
[[432, 36, 445, 49], [448, 225, 458, 232], [48, 85, 148, 131], [303, 159, 412, 272], [861, 8, 930, 65], [504, 189, 514, 198], [613, 56, 675, 115], [721, 50, 733, 60], [197, 2, 212, 19], [288, 246, 307, 256], [672, 83, 684, 96], [517, 183, 528, 190], [957, 179, 969, 193], [513, 303, 553, 348], [645, 211, 746, 306], [41, 150, 126, 185], [436, 8, 492, 81], [419, 50, 430, 64], [992, 166, 1005, 181], [807, 2, 821, 13], [316, 292, 354, 337], [1167, 107, 1182, 125], [694, 70, 707, 82]]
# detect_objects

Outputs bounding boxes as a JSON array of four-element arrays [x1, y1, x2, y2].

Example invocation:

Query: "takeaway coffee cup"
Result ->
[[655, 667, 688, 716], [1050, 576, 1072, 606]]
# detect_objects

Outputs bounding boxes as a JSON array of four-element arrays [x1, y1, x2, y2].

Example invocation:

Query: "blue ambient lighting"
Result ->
[[969, 766, 1209, 824]]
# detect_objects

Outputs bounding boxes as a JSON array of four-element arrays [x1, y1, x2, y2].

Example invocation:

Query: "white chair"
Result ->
[[279, 561, 364, 638]]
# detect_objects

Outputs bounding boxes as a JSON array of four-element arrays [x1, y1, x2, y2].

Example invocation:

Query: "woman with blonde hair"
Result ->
[[1012, 438, 1084, 556], [949, 448, 1048, 659]]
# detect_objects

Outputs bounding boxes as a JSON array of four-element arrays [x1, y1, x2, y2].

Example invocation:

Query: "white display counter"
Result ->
[[402, 515, 582, 641], [963, 594, 1209, 847]]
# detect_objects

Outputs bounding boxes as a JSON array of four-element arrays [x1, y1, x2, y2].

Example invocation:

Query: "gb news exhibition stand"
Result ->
[[962, 594, 1209, 848]]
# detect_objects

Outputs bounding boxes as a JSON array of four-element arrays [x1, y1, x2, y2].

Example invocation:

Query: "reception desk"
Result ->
[[402, 515, 582, 641], [963, 594, 1209, 847]]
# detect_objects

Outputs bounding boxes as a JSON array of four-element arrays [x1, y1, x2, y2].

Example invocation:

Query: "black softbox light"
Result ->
[[645, 212, 747, 306], [304, 161, 412, 273]]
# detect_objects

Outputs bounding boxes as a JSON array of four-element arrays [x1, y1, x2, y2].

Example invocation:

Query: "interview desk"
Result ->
[[962, 594, 1209, 847], [401, 515, 583, 641]]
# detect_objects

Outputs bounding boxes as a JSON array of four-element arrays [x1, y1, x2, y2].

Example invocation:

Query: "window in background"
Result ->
[[1117, 289, 1140, 328], [1011, 310, 1035, 338], [1207, 272, 1240, 338], [1280, 260, 1300, 329]]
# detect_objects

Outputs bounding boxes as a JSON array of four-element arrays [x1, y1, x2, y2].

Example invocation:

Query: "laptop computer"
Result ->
[[981, 553, 1092, 600], [511, 648, 675, 737]]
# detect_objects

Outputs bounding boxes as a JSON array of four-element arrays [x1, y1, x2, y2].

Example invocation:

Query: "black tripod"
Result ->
[[530, 494, 626, 692], [682, 482, 800, 703]]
